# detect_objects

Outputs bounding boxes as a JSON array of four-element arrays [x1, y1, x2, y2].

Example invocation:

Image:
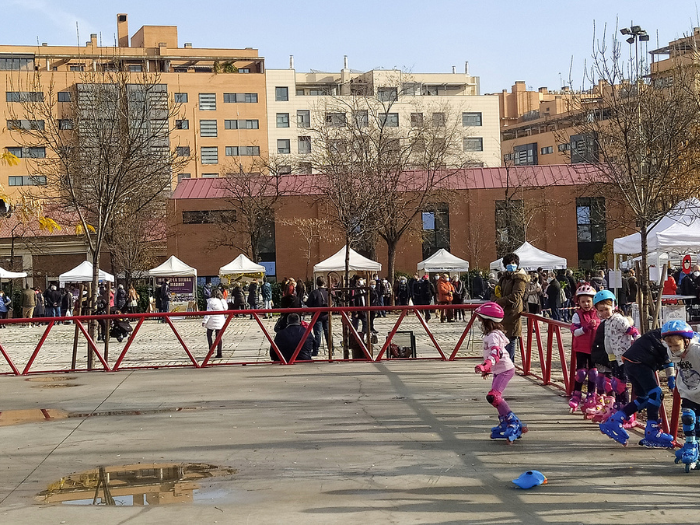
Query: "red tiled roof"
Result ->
[[171, 164, 601, 200]]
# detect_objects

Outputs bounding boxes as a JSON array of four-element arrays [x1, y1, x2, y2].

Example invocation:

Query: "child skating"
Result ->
[[569, 284, 600, 415], [599, 325, 675, 449], [473, 302, 527, 443], [662, 320, 700, 471]]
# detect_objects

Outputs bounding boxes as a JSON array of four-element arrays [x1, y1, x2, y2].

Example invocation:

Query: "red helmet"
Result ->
[[575, 284, 596, 298], [475, 302, 505, 322]]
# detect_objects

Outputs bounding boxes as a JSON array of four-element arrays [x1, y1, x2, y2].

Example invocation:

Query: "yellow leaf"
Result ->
[[38, 217, 62, 233], [1, 151, 19, 167], [76, 223, 95, 235]]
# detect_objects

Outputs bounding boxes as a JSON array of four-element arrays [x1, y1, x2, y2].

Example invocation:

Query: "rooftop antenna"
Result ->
[[76, 21, 80, 47]]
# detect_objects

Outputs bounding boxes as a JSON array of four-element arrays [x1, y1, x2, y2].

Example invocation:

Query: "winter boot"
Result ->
[[490, 416, 509, 439], [599, 410, 630, 446], [639, 420, 674, 449], [568, 391, 582, 413]]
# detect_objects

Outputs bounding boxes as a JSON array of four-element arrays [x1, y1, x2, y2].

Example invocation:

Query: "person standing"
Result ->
[[127, 285, 140, 313], [248, 279, 258, 319], [525, 272, 542, 315], [160, 280, 170, 315], [202, 289, 228, 358], [545, 272, 562, 321], [22, 283, 35, 322], [436, 273, 455, 323], [492, 253, 528, 361], [33, 287, 45, 323], [306, 277, 330, 356], [45, 285, 62, 317], [115, 284, 127, 312], [452, 275, 466, 321], [0, 290, 11, 327], [261, 279, 272, 319]]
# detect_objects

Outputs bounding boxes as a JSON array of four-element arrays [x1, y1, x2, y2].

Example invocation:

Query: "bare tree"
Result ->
[[567, 24, 700, 329], [278, 217, 338, 281], [8, 66, 189, 314]]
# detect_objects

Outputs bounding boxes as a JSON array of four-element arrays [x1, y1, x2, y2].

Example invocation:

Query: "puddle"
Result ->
[[35, 383, 80, 388], [25, 376, 78, 382], [0, 407, 198, 427], [36, 463, 236, 506]]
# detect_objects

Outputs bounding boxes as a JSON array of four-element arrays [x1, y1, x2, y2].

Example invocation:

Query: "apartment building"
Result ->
[[266, 59, 502, 171], [0, 14, 268, 200]]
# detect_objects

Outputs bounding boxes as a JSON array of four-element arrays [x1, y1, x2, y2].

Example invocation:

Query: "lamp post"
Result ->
[[620, 24, 649, 81]]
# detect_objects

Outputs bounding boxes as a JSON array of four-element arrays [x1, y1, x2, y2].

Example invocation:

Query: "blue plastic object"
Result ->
[[661, 320, 694, 339], [512, 470, 547, 489], [593, 290, 616, 306]]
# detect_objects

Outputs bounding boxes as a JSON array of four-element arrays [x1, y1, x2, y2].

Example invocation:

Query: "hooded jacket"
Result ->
[[493, 269, 528, 338]]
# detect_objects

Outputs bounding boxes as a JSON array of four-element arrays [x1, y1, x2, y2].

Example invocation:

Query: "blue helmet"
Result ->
[[512, 470, 547, 489], [593, 290, 616, 306], [661, 320, 694, 339]]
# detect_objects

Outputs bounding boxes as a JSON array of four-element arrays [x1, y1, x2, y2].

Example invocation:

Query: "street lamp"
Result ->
[[620, 24, 649, 80]]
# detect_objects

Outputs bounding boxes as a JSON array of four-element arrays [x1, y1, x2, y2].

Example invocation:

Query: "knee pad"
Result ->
[[486, 389, 503, 408], [587, 368, 598, 383], [682, 408, 697, 433], [634, 396, 648, 411], [575, 368, 587, 383], [647, 386, 663, 407], [611, 377, 627, 395]]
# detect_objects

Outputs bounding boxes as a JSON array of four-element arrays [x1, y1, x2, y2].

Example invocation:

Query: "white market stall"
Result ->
[[417, 249, 469, 274], [0, 267, 27, 280], [59, 261, 114, 287], [219, 254, 266, 284], [489, 241, 567, 272], [148, 256, 198, 312], [313, 246, 382, 275]]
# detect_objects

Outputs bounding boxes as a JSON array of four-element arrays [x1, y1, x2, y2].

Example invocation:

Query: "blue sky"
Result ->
[[3, 0, 698, 93]]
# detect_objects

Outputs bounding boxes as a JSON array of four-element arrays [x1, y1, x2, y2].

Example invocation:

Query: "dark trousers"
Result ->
[[312, 318, 329, 355], [505, 336, 518, 362], [622, 362, 658, 420], [207, 328, 223, 356]]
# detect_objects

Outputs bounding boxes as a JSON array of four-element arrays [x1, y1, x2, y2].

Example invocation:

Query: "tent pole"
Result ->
[[652, 262, 669, 330]]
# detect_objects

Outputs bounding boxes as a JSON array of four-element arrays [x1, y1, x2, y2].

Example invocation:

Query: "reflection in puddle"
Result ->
[[0, 409, 69, 426], [37, 463, 236, 506]]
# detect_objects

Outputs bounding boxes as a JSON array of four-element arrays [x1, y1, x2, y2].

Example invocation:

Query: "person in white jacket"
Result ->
[[203, 290, 228, 358]]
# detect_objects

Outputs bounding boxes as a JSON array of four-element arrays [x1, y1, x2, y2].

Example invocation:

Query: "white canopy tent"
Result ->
[[219, 254, 266, 282], [59, 261, 114, 287], [490, 242, 567, 272], [313, 246, 381, 274], [613, 198, 700, 256], [620, 252, 669, 270], [0, 267, 27, 279], [417, 249, 469, 273], [148, 255, 197, 279]]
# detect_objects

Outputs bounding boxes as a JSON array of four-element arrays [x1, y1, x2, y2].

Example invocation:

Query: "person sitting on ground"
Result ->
[[270, 312, 313, 362]]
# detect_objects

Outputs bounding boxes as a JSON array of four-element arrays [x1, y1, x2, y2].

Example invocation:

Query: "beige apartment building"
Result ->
[[266, 59, 502, 170], [0, 14, 268, 201]]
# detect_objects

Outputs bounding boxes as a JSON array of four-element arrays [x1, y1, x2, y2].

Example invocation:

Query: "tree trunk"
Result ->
[[639, 222, 650, 333], [88, 249, 100, 370], [387, 241, 397, 306]]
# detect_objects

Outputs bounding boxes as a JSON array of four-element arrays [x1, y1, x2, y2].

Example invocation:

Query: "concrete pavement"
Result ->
[[1, 361, 697, 524]]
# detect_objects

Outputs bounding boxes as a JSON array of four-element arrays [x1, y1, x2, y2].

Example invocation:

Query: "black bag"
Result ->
[[274, 315, 286, 333]]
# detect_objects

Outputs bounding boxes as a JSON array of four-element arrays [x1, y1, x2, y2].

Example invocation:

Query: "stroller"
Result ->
[[110, 313, 133, 342]]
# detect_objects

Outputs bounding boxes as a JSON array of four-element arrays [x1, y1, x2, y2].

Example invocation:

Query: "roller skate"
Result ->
[[622, 413, 640, 429], [490, 416, 508, 439], [638, 420, 674, 449], [568, 391, 582, 413], [582, 393, 598, 418], [675, 441, 699, 472], [599, 411, 629, 446], [590, 396, 615, 423], [503, 412, 528, 444]]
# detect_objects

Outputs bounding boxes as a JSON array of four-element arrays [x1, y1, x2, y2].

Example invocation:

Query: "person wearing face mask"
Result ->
[[545, 272, 562, 321], [436, 273, 455, 323], [492, 253, 528, 361], [680, 264, 700, 305], [599, 322, 677, 450]]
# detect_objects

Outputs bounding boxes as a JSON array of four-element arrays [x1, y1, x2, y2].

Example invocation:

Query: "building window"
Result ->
[[277, 139, 291, 154], [174, 93, 188, 103], [276, 113, 290, 128], [224, 119, 258, 129], [57, 92, 72, 103], [7, 120, 44, 131], [69, 65, 84, 72], [432, 113, 445, 127], [175, 119, 189, 130], [238, 68, 250, 73], [275, 87, 289, 101], [422, 204, 450, 259], [411, 113, 424, 127], [5, 147, 46, 158], [377, 87, 398, 102], [513, 142, 537, 165], [278, 165, 292, 175], [380, 113, 399, 127], [223, 93, 258, 103], [177, 173, 191, 183], [182, 210, 235, 224], [297, 110, 310, 128], [225, 146, 260, 156], [0, 57, 33, 70], [298, 162, 312, 174], [176, 146, 190, 157], [8, 175, 46, 186], [463, 137, 483, 152], [200, 120, 217, 137], [325, 112, 346, 127], [462, 112, 482, 126], [576, 197, 606, 268], [198, 93, 216, 111], [201, 146, 218, 164], [202, 173, 218, 178], [540, 146, 553, 155], [503, 153, 513, 162], [495, 200, 525, 257], [558, 143, 571, 152], [298, 136, 311, 154], [570, 133, 598, 163], [354, 110, 368, 128], [128, 64, 143, 72]]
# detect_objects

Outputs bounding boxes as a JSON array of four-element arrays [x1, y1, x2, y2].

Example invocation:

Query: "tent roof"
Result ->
[[417, 249, 469, 272], [0, 267, 27, 279], [219, 254, 266, 278], [490, 242, 567, 271], [148, 255, 197, 277], [613, 198, 700, 255], [313, 246, 382, 273], [59, 261, 114, 285]]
